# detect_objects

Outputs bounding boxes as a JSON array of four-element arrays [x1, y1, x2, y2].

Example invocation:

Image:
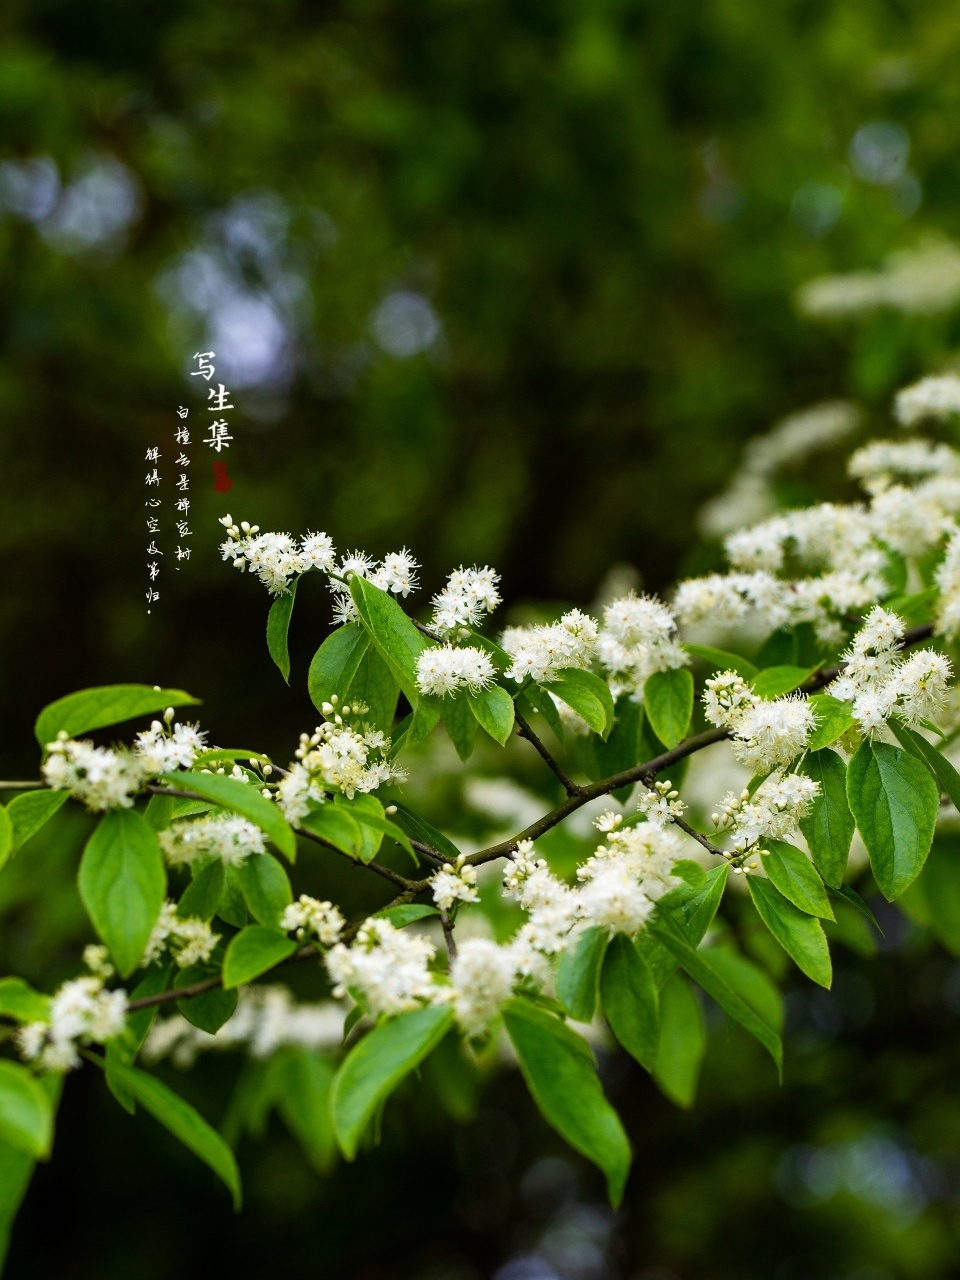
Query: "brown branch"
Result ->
[[513, 706, 583, 797]]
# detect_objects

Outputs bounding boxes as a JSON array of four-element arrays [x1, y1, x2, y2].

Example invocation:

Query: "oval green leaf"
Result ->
[[643, 669, 694, 749], [78, 810, 166, 978], [0, 1063, 52, 1159], [266, 577, 298, 684], [799, 748, 855, 888], [330, 1004, 454, 1160], [555, 926, 609, 1022], [503, 999, 631, 1207], [846, 739, 939, 901], [760, 839, 834, 920], [599, 935, 658, 1071], [223, 926, 297, 989], [469, 684, 516, 746], [747, 876, 832, 988], [35, 685, 201, 748]]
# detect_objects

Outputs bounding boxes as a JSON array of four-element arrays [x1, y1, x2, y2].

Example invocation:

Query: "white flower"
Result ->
[[430, 566, 501, 638], [42, 736, 144, 811], [595, 592, 688, 698], [449, 939, 516, 1035], [158, 815, 267, 867], [895, 374, 960, 427], [703, 671, 759, 729], [430, 864, 479, 912], [936, 530, 960, 639], [134, 720, 207, 772], [286, 717, 404, 803], [372, 548, 420, 597], [18, 972, 127, 1074], [325, 918, 436, 1018], [502, 610, 598, 683], [279, 895, 345, 944], [717, 770, 820, 853], [142, 900, 220, 968], [299, 531, 336, 572], [415, 645, 496, 697], [729, 697, 816, 772], [798, 240, 960, 320], [637, 780, 686, 826], [142, 986, 346, 1068]]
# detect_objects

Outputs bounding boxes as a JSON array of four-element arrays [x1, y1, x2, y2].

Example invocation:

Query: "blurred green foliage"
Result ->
[[6, 0, 960, 1276]]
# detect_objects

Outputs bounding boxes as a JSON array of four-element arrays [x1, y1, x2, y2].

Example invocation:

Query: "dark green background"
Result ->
[[4, 1, 960, 1276]]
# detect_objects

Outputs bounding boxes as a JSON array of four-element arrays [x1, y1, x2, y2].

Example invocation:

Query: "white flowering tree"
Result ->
[[3, 369, 960, 1255]]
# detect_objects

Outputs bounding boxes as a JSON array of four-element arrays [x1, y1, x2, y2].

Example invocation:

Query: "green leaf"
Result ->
[[652, 974, 706, 1109], [0, 806, 10, 872], [235, 853, 292, 926], [546, 669, 615, 738], [751, 665, 816, 699], [660, 863, 729, 948], [35, 684, 201, 748], [274, 1049, 337, 1174], [308, 623, 370, 713], [703, 948, 784, 1033], [806, 694, 857, 751], [846, 739, 939, 900], [78, 810, 166, 978], [102, 1059, 241, 1208], [599, 936, 658, 1071], [828, 883, 883, 935], [5, 791, 67, 853], [143, 793, 212, 831], [347, 807, 417, 863], [469, 684, 516, 745], [582, 696, 643, 801], [405, 694, 443, 747], [889, 720, 960, 814], [160, 772, 296, 861], [747, 877, 832, 987], [643, 668, 694, 749], [374, 904, 440, 928], [799, 749, 855, 888], [389, 802, 462, 863], [266, 577, 298, 683], [0, 1063, 52, 1159], [442, 694, 478, 761], [760, 839, 834, 920], [683, 645, 758, 681], [330, 1004, 454, 1160], [343, 647, 401, 733], [299, 805, 364, 858], [555, 926, 609, 1022], [218, 868, 248, 928], [0, 979, 51, 1024], [177, 860, 226, 920], [334, 793, 385, 863], [502, 999, 631, 1207], [223, 926, 297, 989], [0, 1075, 60, 1268], [649, 919, 782, 1073], [177, 972, 239, 1034], [349, 575, 431, 704], [519, 685, 565, 740]]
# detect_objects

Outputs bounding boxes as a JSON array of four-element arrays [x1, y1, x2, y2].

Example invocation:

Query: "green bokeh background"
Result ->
[[4, 1, 960, 1276]]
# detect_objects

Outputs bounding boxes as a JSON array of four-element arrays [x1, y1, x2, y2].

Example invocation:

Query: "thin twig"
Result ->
[[439, 912, 458, 963]]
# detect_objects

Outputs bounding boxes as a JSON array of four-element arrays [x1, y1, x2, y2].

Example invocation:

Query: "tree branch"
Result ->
[[513, 705, 583, 797]]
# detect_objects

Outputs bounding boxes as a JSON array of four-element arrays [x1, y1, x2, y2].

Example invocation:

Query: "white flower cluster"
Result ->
[[430, 566, 502, 638], [447, 939, 518, 1037], [894, 374, 960, 427], [430, 862, 479, 912], [42, 734, 145, 811], [702, 672, 816, 771], [848, 438, 960, 495], [143, 901, 220, 968], [415, 644, 495, 697], [713, 771, 821, 856], [699, 400, 861, 538], [17, 947, 126, 1073], [502, 610, 599, 683], [220, 517, 337, 595], [797, 239, 960, 319], [328, 548, 421, 624], [277, 709, 404, 822], [677, 451, 960, 644], [142, 985, 346, 1068], [830, 607, 952, 731], [637, 779, 686, 825], [133, 719, 207, 773], [596, 593, 689, 699], [158, 814, 267, 867], [279, 895, 345, 944], [219, 515, 420, 613], [937, 531, 960, 638], [325, 918, 437, 1018]]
